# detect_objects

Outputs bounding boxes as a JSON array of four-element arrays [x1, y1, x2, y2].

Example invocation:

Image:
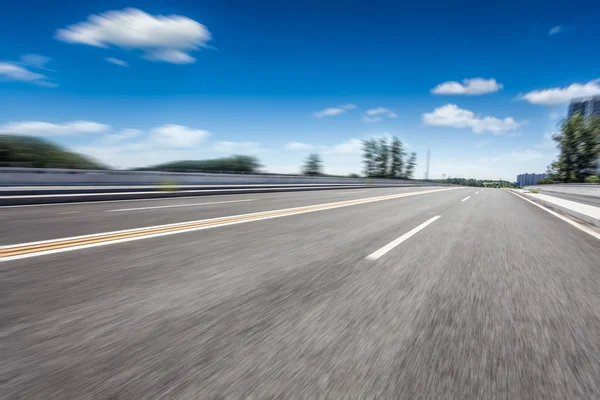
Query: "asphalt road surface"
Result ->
[[2, 187, 600, 399]]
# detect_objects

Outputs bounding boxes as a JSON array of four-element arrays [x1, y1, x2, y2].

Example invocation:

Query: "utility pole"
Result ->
[[425, 148, 431, 180]]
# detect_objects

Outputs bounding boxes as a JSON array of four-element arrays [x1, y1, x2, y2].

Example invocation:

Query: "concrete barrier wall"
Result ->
[[0, 167, 431, 186], [525, 184, 600, 198]]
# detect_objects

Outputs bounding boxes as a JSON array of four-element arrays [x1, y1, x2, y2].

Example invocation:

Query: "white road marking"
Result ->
[[106, 199, 256, 212], [58, 211, 80, 215], [461, 196, 471, 202], [1, 188, 462, 261], [509, 191, 600, 241], [366, 216, 441, 261], [475, 191, 480, 194]]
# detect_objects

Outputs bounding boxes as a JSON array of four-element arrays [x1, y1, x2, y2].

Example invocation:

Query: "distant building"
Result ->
[[568, 96, 600, 119], [516, 173, 549, 187]]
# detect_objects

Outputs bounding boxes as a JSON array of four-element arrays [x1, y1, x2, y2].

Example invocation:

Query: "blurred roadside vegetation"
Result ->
[[435, 178, 517, 188], [546, 114, 600, 183], [0, 135, 107, 169], [136, 155, 263, 173]]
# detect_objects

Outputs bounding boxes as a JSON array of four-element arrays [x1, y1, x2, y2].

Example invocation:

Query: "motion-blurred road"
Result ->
[[2, 187, 600, 398]]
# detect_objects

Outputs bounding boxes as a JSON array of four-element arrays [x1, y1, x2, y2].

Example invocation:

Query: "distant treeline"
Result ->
[[439, 178, 516, 188], [136, 155, 263, 173], [0, 135, 107, 169]]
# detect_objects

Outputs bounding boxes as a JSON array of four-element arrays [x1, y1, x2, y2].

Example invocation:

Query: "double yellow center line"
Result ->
[[1, 187, 459, 261]]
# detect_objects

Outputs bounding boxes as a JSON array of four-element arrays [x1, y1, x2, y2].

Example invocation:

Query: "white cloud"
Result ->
[[549, 26, 562, 35], [99, 128, 142, 144], [213, 141, 262, 153], [145, 49, 195, 64], [105, 57, 129, 67], [518, 79, 600, 105], [548, 25, 574, 36], [284, 142, 315, 150], [328, 138, 362, 155], [149, 124, 209, 148], [431, 78, 503, 95], [366, 107, 397, 117], [0, 63, 44, 82], [55, 8, 211, 64], [312, 103, 356, 118], [0, 120, 110, 136], [0, 62, 56, 87], [422, 104, 522, 134], [362, 107, 397, 122], [20, 54, 52, 69], [283, 138, 362, 155], [362, 116, 382, 122]]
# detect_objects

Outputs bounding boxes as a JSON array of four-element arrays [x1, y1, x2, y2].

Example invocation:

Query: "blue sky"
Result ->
[[1, 0, 599, 179]]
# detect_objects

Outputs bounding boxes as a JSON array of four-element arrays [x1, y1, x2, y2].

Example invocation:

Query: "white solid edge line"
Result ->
[[508, 190, 600, 241], [461, 196, 471, 202], [106, 198, 256, 212], [366, 216, 441, 261], [1, 187, 462, 259]]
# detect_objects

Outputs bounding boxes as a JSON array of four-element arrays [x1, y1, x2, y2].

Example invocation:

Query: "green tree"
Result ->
[[551, 114, 600, 182], [553, 115, 579, 181], [389, 137, 405, 178], [362, 139, 377, 177], [575, 116, 600, 181], [302, 153, 323, 176], [404, 152, 417, 179], [536, 177, 555, 184], [375, 137, 389, 177], [546, 160, 561, 181]]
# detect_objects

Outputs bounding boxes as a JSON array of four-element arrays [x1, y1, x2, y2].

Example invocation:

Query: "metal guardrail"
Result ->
[[0, 167, 433, 186]]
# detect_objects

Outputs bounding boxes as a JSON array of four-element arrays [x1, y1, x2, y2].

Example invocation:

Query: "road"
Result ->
[[2, 187, 600, 398]]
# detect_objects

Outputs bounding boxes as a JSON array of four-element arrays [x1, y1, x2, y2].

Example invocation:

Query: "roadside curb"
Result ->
[[510, 189, 600, 228]]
